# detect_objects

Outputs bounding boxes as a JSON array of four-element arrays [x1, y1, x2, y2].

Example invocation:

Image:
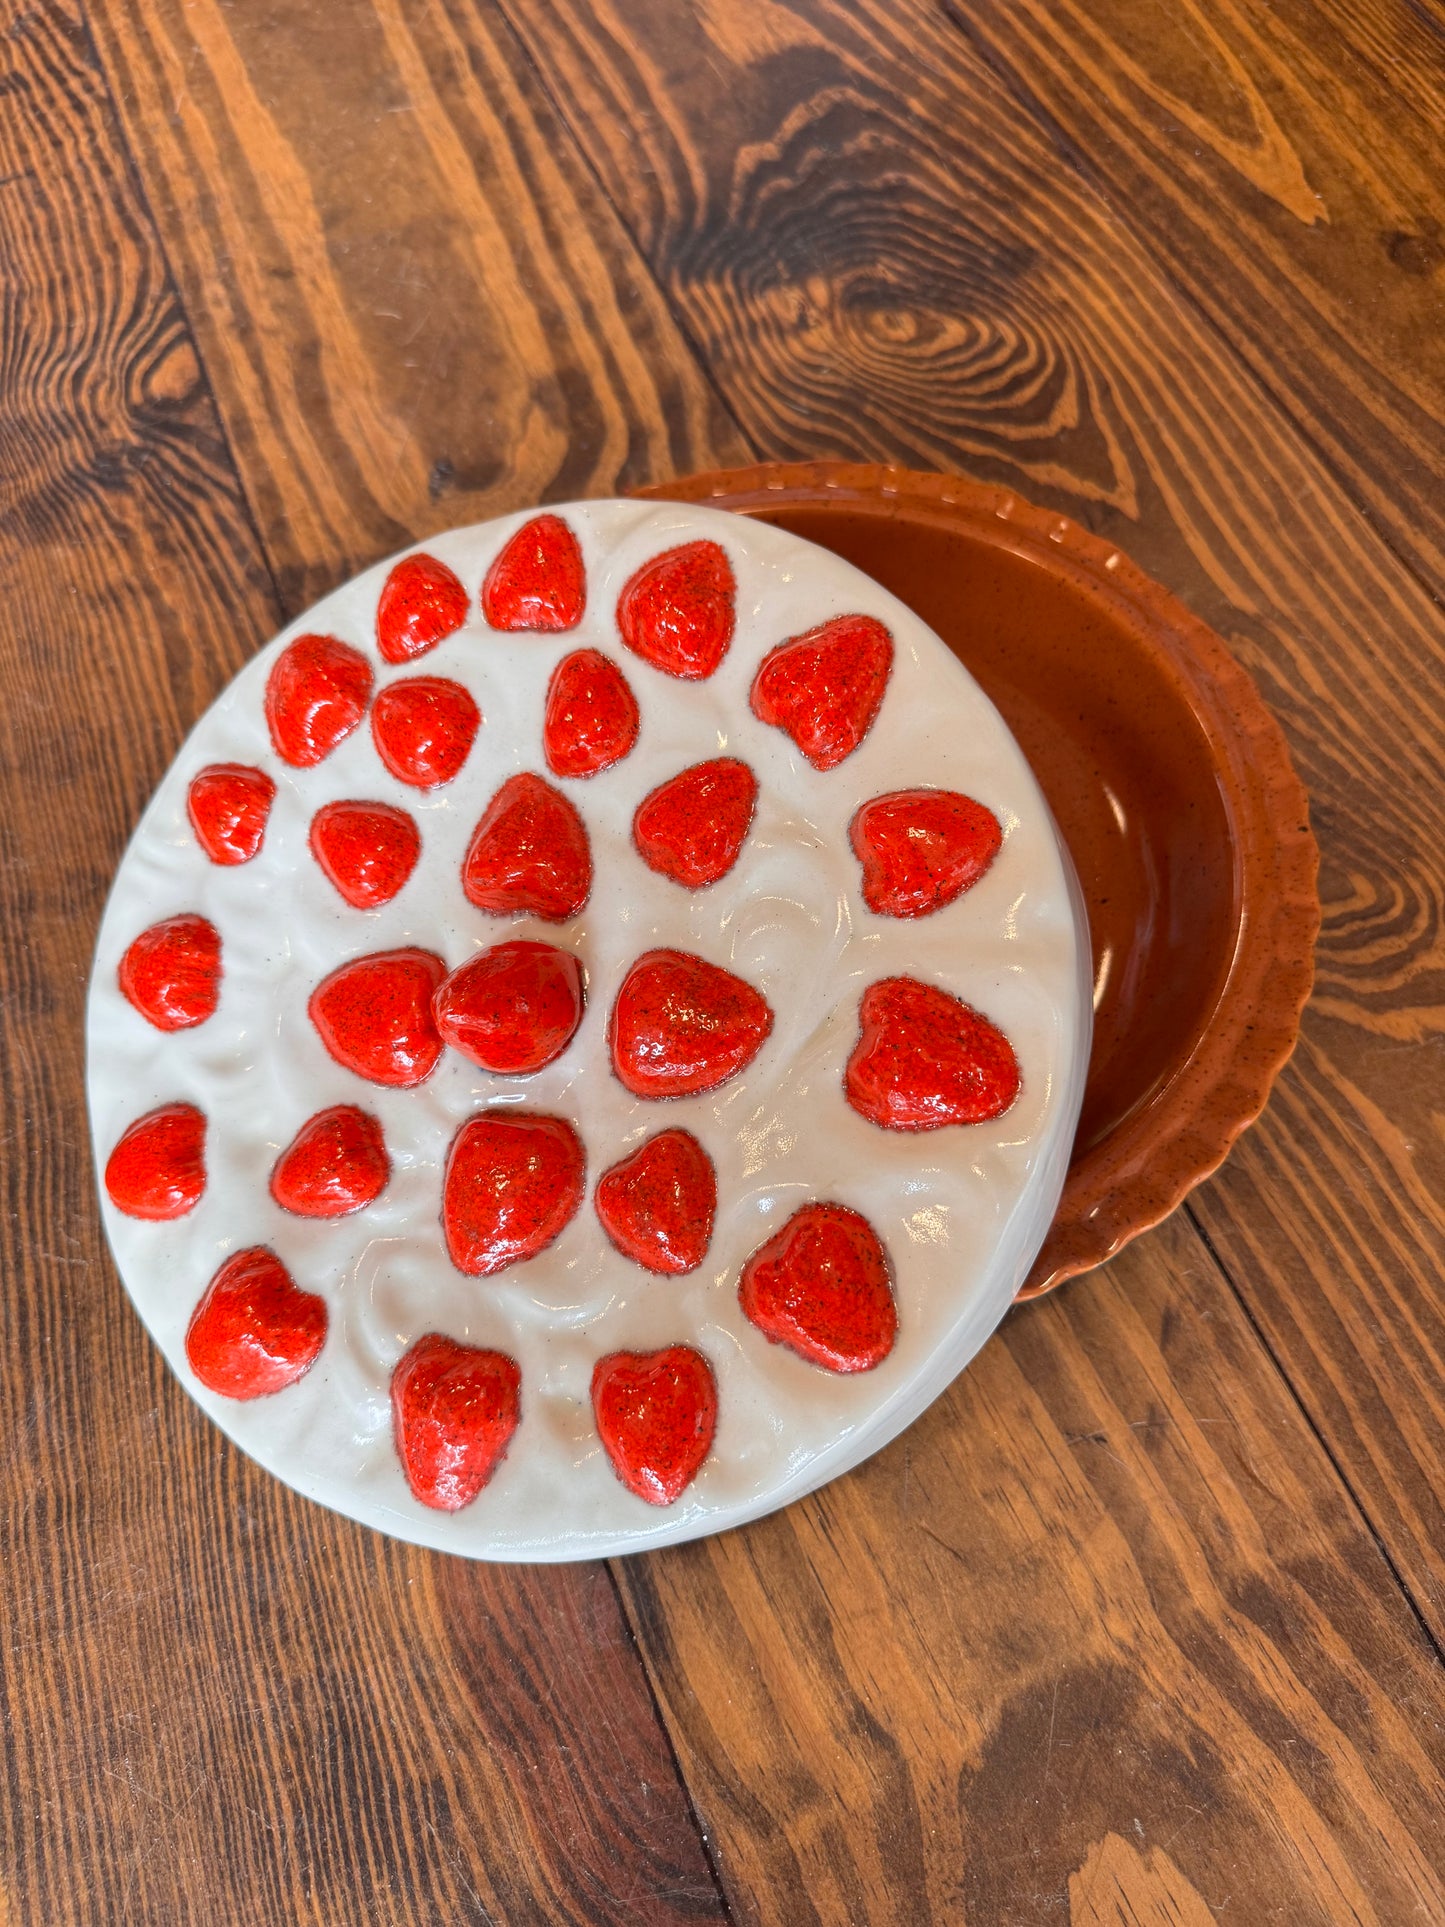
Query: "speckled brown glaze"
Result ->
[[638, 463, 1319, 1299]]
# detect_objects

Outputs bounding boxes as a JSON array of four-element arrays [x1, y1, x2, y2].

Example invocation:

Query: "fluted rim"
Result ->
[[635, 461, 1321, 1299]]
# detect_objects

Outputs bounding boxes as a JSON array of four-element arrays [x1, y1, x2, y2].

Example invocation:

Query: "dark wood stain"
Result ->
[[3, 0, 1445, 1917]]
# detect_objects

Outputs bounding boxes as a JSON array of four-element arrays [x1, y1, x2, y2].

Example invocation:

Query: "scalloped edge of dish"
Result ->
[[635, 461, 1320, 1298]]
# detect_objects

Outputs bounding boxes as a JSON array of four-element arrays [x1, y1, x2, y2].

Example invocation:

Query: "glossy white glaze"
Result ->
[[86, 499, 1090, 1559]]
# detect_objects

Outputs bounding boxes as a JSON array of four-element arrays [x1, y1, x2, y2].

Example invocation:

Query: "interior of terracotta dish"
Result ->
[[733, 504, 1239, 1174]]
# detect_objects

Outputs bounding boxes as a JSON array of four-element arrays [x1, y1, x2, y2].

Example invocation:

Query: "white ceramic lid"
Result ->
[[87, 499, 1090, 1560]]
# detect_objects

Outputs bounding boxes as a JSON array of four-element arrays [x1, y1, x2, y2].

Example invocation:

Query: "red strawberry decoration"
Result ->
[[308, 947, 445, 1087], [270, 1104, 389, 1218], [185, 1247, 327, 1400], [750, 614, 893, 771], [118, 914, 221, 1031], [187, 764, 275, 866], [481, 514, 585, 631], [309, 800, 420, 908], [632, 758, 757, 887], [591, 1346, 717, 1506], [594, 1129, 716, 1275], [376, 551, 468, 663], [433, 940, 584, 1075], [104, 1102, 206, 1220], [609, 948, 773, 1098], [370, 676, 480, 789], [461, 772, 592, 923], [443, 1111, 585, 1276], [845, 977, 1020, 1130], [265, 633, 373, 768], [739, 1202, 897, 1373], [850, 789, 1002, 918], [616, 540, 735, 680], [543, 649, 640, 778], [391, 1334, 521, 1511]]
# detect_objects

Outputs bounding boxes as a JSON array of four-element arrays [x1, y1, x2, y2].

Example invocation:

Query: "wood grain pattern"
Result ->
[[618, 1217, 1445, 1922], [88, 0, 750, 611], [0, 6, 723, 1920], [952, 0, 1445, 600], [492, 0, 1445, 1635], [8, 0, 1445, 1918]]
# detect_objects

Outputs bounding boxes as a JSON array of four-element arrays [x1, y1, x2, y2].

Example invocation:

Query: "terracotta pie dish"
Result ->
[[638, 463, 1320, 1298]]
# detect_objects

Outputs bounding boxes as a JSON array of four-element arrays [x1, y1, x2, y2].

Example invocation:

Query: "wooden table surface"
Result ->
[[4, 0, 1444, 1919]]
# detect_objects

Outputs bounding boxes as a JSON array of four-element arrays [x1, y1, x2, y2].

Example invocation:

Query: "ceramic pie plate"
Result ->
[[639, 465, 1320, 1297], [87, 498, 1091, 1560]]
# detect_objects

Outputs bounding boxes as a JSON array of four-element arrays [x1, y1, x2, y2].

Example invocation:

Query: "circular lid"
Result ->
[[87, 499, 1089, 1559]]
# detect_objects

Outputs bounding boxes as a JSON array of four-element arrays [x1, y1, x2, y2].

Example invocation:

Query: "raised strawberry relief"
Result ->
[[377, 551, 468, 663], [609, 949, 773, 1099], [391, 1334, 522, 1511], [119, 914, 221, 1031], [845, 976, 1020, 1130], [595, 1129, 716, 1275], [371, 676, 480, 788], [462, 772, 592, 922], [481, 513, 585, 631], [270, 1105, 389, 1218], [309, 800, 420, 908], [308, 947, 445, 1087], [433, 940, 584, 1075], [616, 540, 735, 680], [850, 788, 1002, 918], [104, 1102, 206, 1221], [185, 1247, 327, 1400], [543, 649, 640, 778], [265, 633, 373, 768], [592, 1345, 717, 1506], [443, 1111, 585, 1277], [632, 758, 757, 887], [739, 1202, 897, 1373], [750, 614, 893, 771], [187, 764, 275, 865]]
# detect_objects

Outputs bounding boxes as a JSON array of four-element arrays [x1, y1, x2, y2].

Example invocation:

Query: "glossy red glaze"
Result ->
[[591, 1345, 717, 1506], [481, 513, 585, 631], [433, 939, 584, 1075], [184, 1247, 327, 1400], [370, 675, 480, 789], [750, 613, 893, 771], [850, 788, 1003, 918], [594, 1129, 717, 1275], [308, 799, 420, 908], [118, 913, 221, 1031], [543, 648, 640, 778], [307, 947, 445, 1087], [270, 1104, 390, 1218], [443, 1111, 586, 1277], [609, 948, 773, 1098], [846, 976, 1019, 1130], [632, 757, 758, 888], [187, 763, 275, 865], [615, 539, 735, 680], [103, 1102, 206, 1221], [376, 551, 468, 663], [738, 1201, 897, 1373], [461, 772, 592, 923], [391, 1334, 522, 1512], [264, 633, 372, 768]]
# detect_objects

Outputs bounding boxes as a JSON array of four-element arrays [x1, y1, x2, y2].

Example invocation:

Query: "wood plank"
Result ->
[[77, 0, 1445, 1915], [489, 0, 1445, 1639], [949, 0, 1445, 598], [87, 0, 750, 612], [617, 1216, 1445, 1922], [0, 5, 724, 1920]]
